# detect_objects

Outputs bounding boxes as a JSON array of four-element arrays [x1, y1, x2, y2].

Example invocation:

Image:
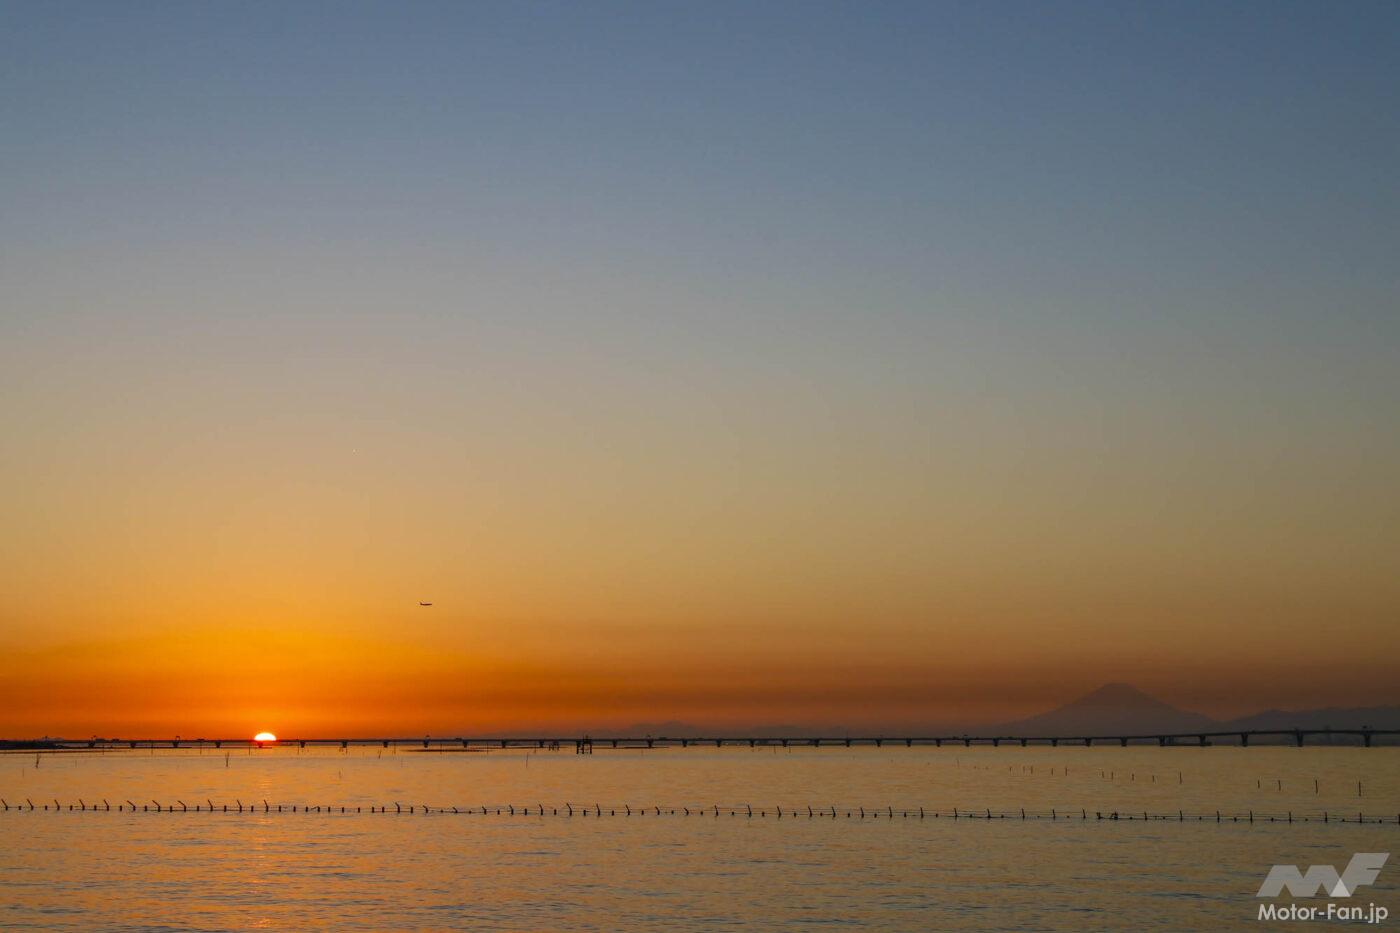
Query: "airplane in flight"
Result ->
[[418, 601, 433, 607]]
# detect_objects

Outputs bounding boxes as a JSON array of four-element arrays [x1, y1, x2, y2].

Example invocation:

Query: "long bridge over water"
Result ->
[[5, 728, 1398, 752]]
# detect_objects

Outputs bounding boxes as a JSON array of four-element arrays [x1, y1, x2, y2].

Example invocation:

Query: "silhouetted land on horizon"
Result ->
[[627, 684, 1400, 746], [8, 685, 1400, 747]]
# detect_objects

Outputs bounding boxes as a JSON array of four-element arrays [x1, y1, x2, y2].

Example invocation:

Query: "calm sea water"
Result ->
[[2, 747, 1397, 930]]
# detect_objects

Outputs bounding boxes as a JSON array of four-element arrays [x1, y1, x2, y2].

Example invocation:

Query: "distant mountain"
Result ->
[[994, 683, 1217, 736], [744, 724, 852, 738], [623, 721, 850, 738], [617, 687, 1400, 742], [1222, 705, 1400, 733], [623, 721, 712, 737]]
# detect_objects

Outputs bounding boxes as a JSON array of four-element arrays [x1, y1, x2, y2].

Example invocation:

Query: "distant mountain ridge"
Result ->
[[1221, 705, 1400, 733], [993, 682, 1216, 736], [992, 684, 1400, 744], [624, 721, 848, 738], [618, 685, 1400, 741]]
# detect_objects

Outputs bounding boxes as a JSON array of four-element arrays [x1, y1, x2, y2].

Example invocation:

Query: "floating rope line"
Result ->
[[1, 799, 1396, 825]]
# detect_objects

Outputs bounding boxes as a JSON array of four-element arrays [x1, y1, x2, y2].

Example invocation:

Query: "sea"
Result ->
[[2, 745, 1397, 930]]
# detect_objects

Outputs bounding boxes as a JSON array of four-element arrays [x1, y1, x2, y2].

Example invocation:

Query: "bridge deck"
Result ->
[[4, 728, 1397, 751]]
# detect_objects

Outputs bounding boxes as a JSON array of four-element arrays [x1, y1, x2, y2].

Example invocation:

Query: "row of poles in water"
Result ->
[[2, 798, 1397, 824]]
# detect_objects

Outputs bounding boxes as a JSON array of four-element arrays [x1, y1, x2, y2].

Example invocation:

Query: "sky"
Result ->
[[2, 1, 1397, 737]]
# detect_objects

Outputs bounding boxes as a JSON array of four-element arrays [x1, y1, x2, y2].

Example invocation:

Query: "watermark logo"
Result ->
[[1256, 853, 1389, 924], [1258, 854, 1389, 898]]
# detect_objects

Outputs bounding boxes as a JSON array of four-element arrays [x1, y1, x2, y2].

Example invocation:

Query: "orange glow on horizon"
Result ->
[[253, 732, 277, 743], [0, 621, 1398, 736]]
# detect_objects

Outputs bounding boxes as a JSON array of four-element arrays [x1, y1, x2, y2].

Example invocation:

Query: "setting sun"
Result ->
[[253, 732, 277, 743]]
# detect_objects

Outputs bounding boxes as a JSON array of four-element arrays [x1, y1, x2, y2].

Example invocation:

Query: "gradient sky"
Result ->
[[2, 1, 1398, 736]]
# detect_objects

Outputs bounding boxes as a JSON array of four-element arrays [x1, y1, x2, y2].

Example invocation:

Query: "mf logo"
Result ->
[[1257, 853, 1389, 898]]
